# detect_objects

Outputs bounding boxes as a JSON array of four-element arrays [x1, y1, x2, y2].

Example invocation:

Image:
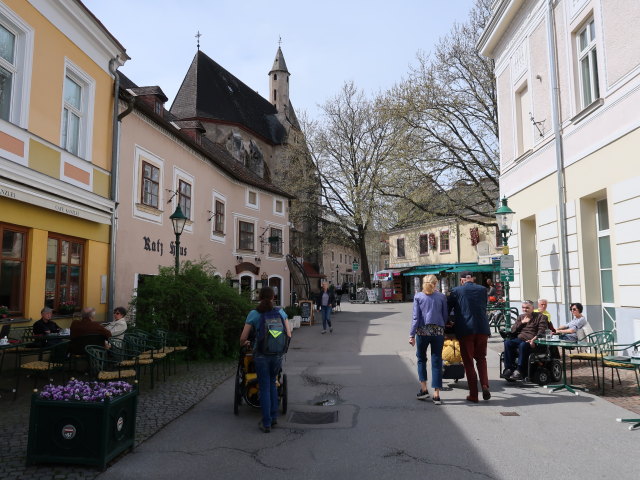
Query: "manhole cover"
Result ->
[[499, 411, 520, 416], [289, 411, 339, 424]]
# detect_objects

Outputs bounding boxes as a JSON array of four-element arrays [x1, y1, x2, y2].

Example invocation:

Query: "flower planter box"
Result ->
[[26, 387, 137, 469]]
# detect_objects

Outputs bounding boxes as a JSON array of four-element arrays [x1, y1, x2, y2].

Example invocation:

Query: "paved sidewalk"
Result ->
[[0, 361, 235, 480], [487, 336, 640, 415]]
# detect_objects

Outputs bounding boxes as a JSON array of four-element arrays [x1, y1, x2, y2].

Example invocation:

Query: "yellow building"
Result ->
[[0, 0, 127, 323]]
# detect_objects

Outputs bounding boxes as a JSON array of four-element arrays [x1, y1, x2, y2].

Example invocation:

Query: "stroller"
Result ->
[[442, 336, 465, 383], [233, 346, 288, 415]]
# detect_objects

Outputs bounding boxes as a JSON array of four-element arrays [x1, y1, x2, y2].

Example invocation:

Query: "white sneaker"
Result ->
[[321, 330, 326, 334]]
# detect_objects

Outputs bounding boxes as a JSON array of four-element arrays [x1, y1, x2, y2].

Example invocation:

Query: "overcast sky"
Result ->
[[83, 0, 476, 119]]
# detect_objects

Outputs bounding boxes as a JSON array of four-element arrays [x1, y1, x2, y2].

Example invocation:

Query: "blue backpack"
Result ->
[[256, 309, 287, 355]]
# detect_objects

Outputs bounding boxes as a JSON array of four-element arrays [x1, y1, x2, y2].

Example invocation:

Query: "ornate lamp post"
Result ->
[[169, 205, 188, 276], [495, 197, 515, 327]]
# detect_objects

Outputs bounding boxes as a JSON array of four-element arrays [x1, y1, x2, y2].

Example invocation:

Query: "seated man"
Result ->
[[556, 302, 587, 341], [70, 307, 111, 346], [503, 300, 548, 380], [534, 298, 555, 332], [32, 307, 61, 336]]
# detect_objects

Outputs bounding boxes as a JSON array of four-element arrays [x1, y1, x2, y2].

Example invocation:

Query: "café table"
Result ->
[[601, 355, 640, 430], [535, 337, 593, 395]]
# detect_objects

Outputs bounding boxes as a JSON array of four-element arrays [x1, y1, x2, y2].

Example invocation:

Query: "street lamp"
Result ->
[[170, 204, 188, 275], [495, 196, 515, 327]]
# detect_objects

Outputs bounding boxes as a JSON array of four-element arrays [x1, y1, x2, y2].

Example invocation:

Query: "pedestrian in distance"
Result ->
[[448, 271, 491, 403], [239, 287, 291, 433], [409, 274, 448, 405], [316, 282, 336, 334]]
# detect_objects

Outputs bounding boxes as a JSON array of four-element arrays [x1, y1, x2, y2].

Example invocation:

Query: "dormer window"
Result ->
[[154, 101, 163, 116]]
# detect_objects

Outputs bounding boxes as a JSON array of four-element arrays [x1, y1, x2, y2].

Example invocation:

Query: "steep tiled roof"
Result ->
[[117, 72, 295, 199], [169, 50, 286, 145]]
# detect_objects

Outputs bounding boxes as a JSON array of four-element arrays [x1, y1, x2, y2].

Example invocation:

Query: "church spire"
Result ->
[[269, 44, 290, 114]]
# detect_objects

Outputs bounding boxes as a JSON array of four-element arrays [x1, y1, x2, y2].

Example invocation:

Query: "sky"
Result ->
[[83, 0, 476, 120]]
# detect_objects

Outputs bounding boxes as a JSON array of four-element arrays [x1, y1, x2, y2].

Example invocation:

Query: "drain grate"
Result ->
[[499, 411, 520, 416], [289, 411, 339, 424]]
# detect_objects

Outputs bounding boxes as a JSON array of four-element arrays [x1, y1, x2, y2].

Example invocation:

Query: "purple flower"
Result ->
[[39, 380, 133, 403]]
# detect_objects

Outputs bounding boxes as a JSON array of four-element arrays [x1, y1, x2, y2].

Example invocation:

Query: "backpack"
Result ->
[[256, 309, 287, 355]]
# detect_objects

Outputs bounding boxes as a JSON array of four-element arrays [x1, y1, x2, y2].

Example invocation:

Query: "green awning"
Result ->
[[445, 263, 499, 273], [404, 265, 449, 276]]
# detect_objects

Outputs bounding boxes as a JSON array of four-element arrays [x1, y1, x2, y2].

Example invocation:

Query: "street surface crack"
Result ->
[[383, 448, 497, 479]]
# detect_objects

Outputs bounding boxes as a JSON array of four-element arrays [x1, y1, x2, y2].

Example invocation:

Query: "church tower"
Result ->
[[269, 46, 290, 115]]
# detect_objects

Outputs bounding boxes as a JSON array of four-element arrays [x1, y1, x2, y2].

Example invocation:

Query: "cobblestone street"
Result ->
[[0, 361, 235, 480]]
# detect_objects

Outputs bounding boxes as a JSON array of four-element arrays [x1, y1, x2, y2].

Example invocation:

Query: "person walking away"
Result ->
[[448, 271, 491, 403], [239, 287, 292, 433], [409, 275, 448, 405], [316, 282, 336, 334]]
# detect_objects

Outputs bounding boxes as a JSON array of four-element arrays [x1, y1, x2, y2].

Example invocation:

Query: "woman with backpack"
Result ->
[[239, 286, 291, 433]]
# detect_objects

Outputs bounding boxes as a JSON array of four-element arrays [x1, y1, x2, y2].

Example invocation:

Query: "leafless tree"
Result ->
[[381, 0, 499, 226], [301, 81, 400, 288]]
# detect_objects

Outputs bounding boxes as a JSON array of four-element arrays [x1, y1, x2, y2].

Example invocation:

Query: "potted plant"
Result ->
[[27, 379, 138, 469], [58, 302, 77, 315], [0, 305, 9, 318]]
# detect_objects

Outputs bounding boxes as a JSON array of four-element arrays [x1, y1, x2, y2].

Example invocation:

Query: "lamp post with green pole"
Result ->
[[495, 197, 515, 328], [170, 205, 188, 276]]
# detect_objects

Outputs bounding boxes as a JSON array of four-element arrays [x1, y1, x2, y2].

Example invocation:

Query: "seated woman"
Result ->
[[556, 303, 587, 342]]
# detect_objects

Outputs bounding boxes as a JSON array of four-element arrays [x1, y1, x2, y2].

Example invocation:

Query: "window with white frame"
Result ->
[[269, 227, 282, 255], [577, 19, 600, 109], [0, 7, 32, 126], [238, 221, 254, 251], [515, 83, 532, 156], [141, 161, 160, 208], [61, 62, 94, 159], [247, 190, 257, 208], [178, 179, 191, 219], [213, 199, 225, 234], [274, 198, 284, 215]]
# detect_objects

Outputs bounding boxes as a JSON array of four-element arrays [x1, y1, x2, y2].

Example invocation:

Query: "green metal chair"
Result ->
[[16, 340, 70, 397], [84, 345, 136, 383], [602, 340, 640, 392], [569, 330, 614, 388]]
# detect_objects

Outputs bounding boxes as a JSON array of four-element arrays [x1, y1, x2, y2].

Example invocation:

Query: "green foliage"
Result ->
[[129, 260, 253, 360], [283, 305, 301, 318]]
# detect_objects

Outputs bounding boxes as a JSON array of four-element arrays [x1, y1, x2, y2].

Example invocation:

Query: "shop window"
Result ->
[[46, 235, 84, 314], [0, 224, 26, 315]]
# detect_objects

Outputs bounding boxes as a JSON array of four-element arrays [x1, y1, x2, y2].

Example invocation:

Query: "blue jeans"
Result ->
[[320, 305, 332, 331], [415, 334, 444, 389], [254, 354, 283, 428], [503, 338, 532, 372]]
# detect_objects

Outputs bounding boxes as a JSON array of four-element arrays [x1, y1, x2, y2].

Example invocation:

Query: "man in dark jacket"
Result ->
[[502, 300, 548, 380], [448, 271, 490, 403]]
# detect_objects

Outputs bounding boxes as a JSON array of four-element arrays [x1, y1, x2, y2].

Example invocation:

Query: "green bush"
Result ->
[[283, 305, 301, 318], [130, 260, 253, 360]]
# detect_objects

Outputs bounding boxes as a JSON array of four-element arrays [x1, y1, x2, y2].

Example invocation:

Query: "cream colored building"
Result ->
[[479, 0, 640, 341], [388, 219, 501, 298], [320, 243, 361, 289], [0, 0, 127, 322]]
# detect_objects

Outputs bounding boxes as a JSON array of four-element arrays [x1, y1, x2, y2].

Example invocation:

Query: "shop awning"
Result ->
[[404, 266, 447, 276], [445, 263, 499, 273]]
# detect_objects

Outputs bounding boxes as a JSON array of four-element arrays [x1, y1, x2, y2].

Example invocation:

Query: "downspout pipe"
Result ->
[[107, 58, 133, 317], [546, 0, 572, 319]]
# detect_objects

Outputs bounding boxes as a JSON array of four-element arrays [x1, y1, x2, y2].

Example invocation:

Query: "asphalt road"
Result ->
[[97, 300, 640, 480]]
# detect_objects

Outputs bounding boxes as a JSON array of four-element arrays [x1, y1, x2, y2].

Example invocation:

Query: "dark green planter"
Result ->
[[26, 387, 137, 469]]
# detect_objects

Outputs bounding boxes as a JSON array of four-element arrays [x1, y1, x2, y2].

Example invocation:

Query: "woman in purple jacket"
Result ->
[[409, 274, 448, 405]]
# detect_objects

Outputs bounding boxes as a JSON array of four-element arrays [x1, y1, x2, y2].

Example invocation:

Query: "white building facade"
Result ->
[[479, 0, 640, 341]]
